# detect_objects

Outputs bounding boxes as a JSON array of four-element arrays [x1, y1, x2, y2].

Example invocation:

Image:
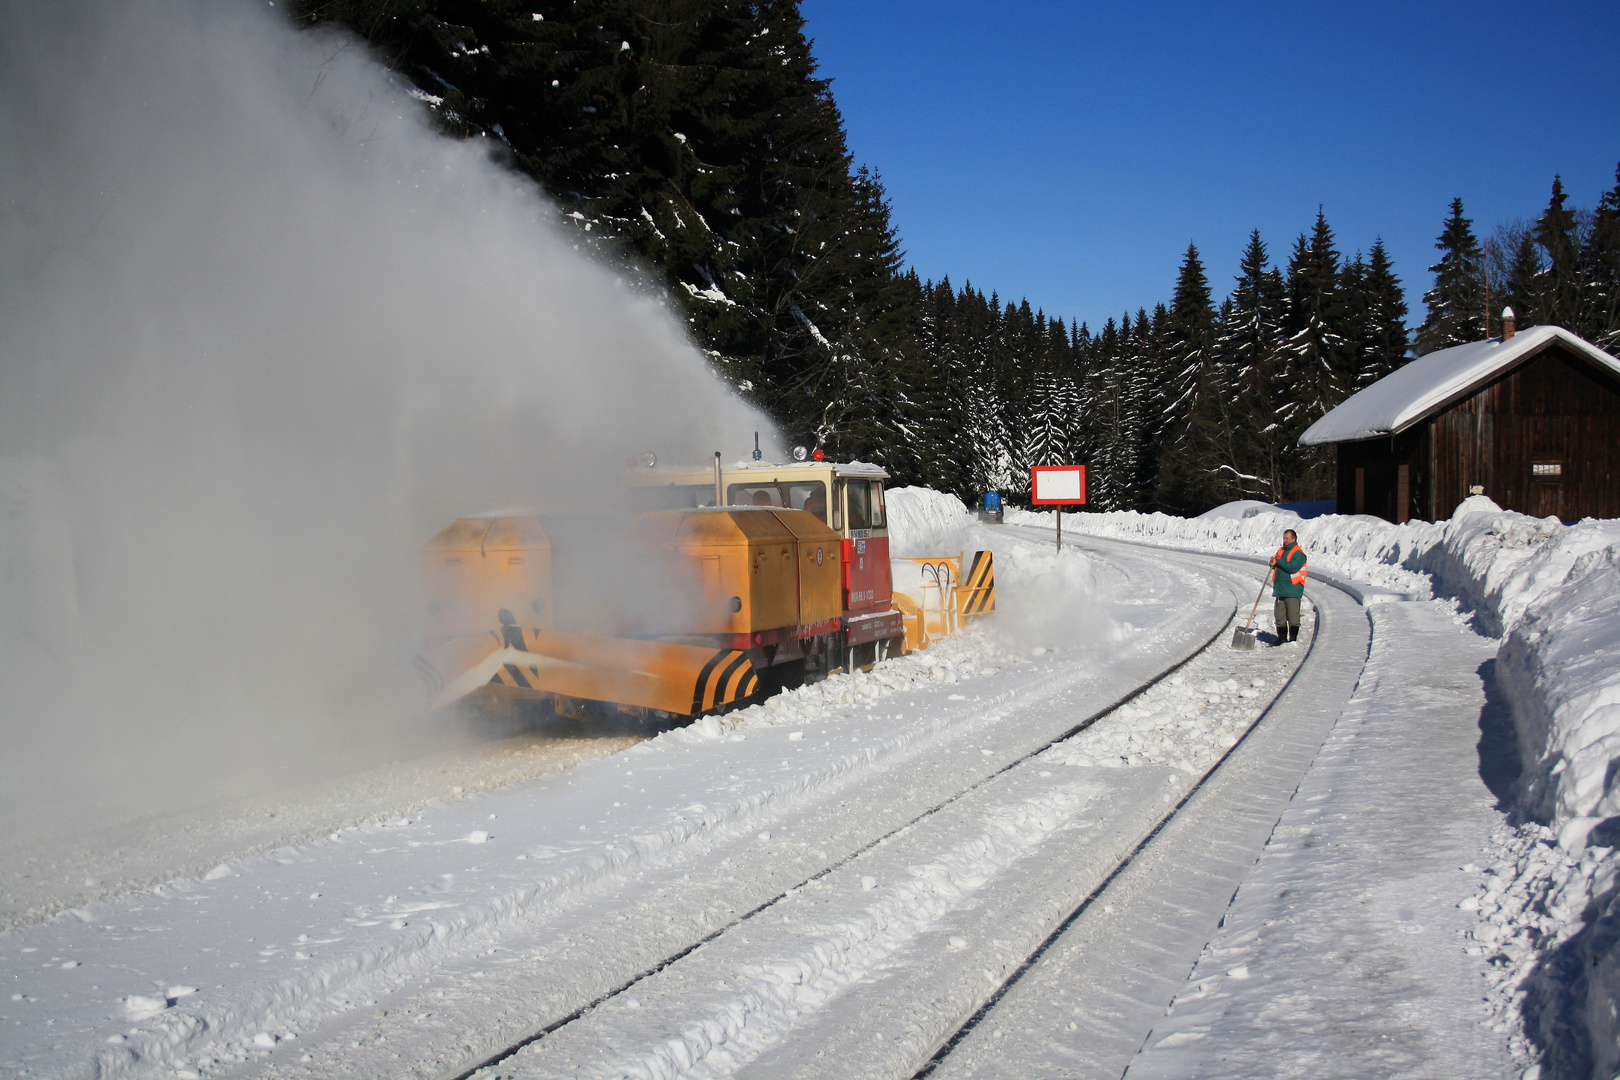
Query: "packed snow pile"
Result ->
[[1051, 497, 1620, 1075], [885, 485, 974, 558], [1191, 499, 1299, 524]]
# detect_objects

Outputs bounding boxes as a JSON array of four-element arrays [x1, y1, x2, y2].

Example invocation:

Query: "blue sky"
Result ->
[[798, 1, 1620, 334]]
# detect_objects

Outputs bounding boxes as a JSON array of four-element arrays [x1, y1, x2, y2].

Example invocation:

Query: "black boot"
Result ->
[[1288, 624, 1299, 643]]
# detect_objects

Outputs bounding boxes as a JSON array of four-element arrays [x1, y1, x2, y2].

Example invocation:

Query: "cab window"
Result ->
[[729, 484, 781, 507], [727, 481, 829, 520], [628, 484, 716, 512], [787, 482, 827, 522], [846, 480, 872, 530], [870, 481, 886, 528]]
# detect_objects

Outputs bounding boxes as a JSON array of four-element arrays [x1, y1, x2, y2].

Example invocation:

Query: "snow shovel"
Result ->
[[1231, 569, 1275, 651]]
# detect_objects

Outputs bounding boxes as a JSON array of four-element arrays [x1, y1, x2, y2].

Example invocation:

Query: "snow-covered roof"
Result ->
[[1299, 325, 1620, 445]]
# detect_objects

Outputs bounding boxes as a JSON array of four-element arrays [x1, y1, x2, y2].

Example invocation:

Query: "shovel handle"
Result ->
[[1244, 569, 1275, 628]]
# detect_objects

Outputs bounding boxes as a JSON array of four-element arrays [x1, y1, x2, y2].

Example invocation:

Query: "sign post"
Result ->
[[1030, 465, 1087, 550]]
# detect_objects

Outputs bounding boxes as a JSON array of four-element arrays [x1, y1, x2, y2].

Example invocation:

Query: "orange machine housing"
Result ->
[[416, 506, 844, 717], [422, 515, 553, 642], [631, 506, 843, 646]]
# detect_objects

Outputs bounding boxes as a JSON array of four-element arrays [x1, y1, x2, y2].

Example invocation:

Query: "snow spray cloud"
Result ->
[[985, 525, 1118, 652], [0, 0, 775, 825]]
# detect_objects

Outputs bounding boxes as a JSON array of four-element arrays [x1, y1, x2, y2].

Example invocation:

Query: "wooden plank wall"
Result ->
[[1431, 345, 1620, 522], [1335, 428, 1428, 522]]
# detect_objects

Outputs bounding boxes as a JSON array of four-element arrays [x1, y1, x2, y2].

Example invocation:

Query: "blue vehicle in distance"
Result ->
[[978, 491, 1003, 524]]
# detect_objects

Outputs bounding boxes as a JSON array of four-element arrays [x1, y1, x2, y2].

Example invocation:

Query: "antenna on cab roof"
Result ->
[[752, 431, 762, 461]]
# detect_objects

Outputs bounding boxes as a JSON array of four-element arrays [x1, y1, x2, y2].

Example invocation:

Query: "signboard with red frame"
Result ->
[[1030, 465, 1087, 505]]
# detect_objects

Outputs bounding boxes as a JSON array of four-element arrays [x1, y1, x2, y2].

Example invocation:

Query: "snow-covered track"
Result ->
[[2, 533, 1346, 1080], [916, 536, 1372, 1079], [441, 543, 1254, 1080], [422, 538, 1340, 1080]]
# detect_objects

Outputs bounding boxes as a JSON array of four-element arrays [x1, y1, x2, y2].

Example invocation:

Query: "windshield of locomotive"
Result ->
[[727, 481, 828, 521], [627, 483, 717, 512]]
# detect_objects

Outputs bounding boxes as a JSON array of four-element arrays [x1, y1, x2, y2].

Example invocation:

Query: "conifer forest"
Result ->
[[298, 0, 1620, 514]]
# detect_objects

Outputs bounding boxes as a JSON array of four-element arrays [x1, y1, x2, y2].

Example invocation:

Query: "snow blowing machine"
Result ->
[[412, 450, 995, 723]]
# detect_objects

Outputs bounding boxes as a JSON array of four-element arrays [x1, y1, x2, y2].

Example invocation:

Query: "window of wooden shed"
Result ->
[[1531, 460, 1563, 482]]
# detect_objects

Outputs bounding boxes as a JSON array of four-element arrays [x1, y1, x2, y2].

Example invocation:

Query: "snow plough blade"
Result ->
[[417, 625, 760, 718], [889, 551, 995, 653]]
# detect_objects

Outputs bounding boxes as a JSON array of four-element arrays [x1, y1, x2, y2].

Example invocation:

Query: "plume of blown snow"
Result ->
[[0, 0, 774, 833]]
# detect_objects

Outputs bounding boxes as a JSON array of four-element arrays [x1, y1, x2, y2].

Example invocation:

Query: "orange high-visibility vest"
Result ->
[[1274, 544, 1308, 588]]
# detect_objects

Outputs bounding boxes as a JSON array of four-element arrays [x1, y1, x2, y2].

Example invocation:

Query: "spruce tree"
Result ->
[[1216, 231, 1286, 501], [1084, 317, 1134, 510], [1355, 239, 1409, 385], [1502, 226, 1544, 329], [1277, 211, 1348, 498], [1581, 163, 1620, 349], [1156, 243, 1220, 512], [1415, 198, 1486, 354], [1533, 176, 1581, 330]]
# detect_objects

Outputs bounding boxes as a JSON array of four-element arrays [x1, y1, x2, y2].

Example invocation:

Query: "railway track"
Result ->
[[272, 533, 1365, 1080], [7, 532, 1363, 1080]]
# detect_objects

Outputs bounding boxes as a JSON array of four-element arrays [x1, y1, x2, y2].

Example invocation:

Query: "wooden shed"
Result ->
[[1299, 322, 1620, 524]]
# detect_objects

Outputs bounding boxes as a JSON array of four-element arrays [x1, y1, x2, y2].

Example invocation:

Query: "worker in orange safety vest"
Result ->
[[1269, 529, 1308, 645]]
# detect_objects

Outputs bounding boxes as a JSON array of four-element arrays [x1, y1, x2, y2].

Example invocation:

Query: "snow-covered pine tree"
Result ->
[[1279, 211, 1347, 497], [1080, 317, 1128, 510], [1580, 163, 1620, 349], [1359, 239, 1410, 383], [1126, 307, 1168, 509], [1415, 198, 1486, 354], [802, 167, 929, 475], [1214, 230, 1286, 502], [1155, 243, 1220, 513], [1022, 370, 1069, 470]]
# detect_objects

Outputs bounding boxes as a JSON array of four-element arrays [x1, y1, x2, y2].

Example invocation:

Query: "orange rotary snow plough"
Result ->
[[413, 454, 995, 722]]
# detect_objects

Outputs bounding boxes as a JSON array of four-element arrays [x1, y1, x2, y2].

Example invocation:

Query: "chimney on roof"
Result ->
[[1502, 307, 1516, 341]]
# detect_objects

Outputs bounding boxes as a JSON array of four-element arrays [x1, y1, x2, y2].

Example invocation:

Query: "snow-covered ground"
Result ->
[[1044, 497, 1620, 1079], [1, 507, 1316, 1080], [6, 488, 1613, 1079]]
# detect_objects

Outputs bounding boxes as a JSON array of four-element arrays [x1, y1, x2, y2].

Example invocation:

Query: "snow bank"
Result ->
[[1054, 498, 1620, 1075], [889, 488, 1118, 651], [885, 485, 974, 558]]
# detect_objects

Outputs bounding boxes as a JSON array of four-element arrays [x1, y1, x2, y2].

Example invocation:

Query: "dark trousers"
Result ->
[[1273, 595, 1301, 630]]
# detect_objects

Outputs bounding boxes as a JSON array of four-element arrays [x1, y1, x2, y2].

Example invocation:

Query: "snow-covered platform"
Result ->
[[1125, 599, 1519, 1078]]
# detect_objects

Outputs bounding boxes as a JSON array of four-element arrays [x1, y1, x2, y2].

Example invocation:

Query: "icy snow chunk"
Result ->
[[860, 876, 877, 890], [253, 1031, 278, 1048], [167, 985, 198, 1000], [122, 995, 168, 1020], [203, 864, 233, 880], [948, 936, 968, 950], [757, 832, 772, 841], [787, 731, 805, 741], [1226, 965, 1250, 979], [465, 830, 490, 844]]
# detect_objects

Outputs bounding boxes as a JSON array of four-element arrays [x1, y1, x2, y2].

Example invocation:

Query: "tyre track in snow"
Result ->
[[425, 536, 1320, 1080]]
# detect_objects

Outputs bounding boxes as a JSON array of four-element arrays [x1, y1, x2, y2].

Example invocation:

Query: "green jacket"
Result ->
[[1273, 544, 1307, 598]]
